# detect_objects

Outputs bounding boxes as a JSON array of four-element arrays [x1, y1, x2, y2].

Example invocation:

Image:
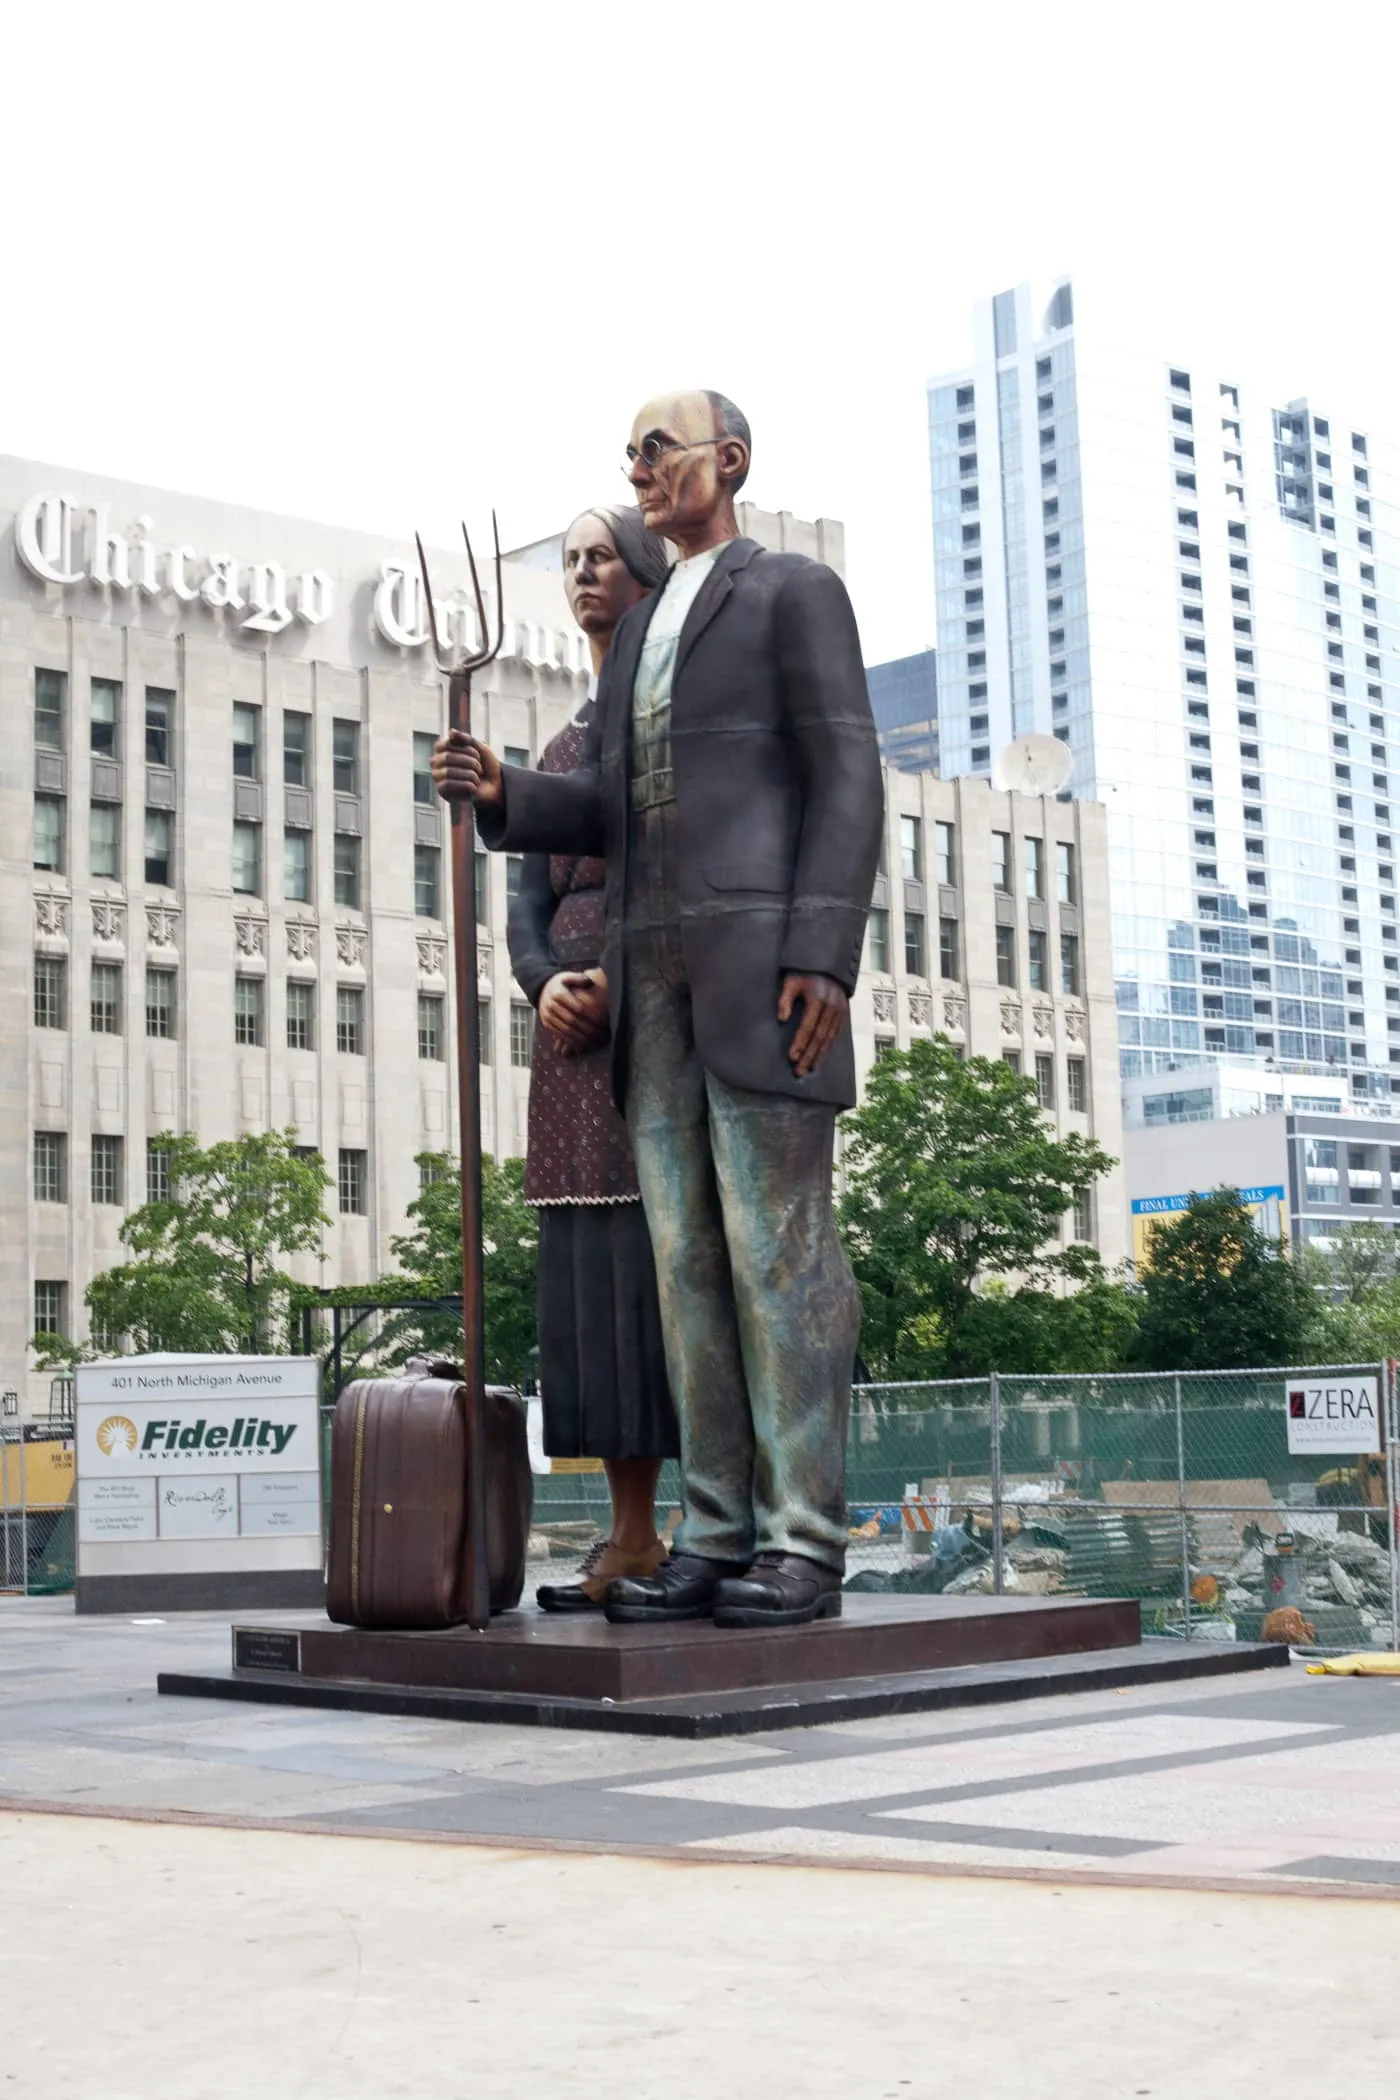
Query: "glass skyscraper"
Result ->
[[929, 278, 1398, 1112]]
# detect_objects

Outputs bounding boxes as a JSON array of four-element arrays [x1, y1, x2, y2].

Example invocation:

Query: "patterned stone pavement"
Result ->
[[5, 1594, 1400, 1891]]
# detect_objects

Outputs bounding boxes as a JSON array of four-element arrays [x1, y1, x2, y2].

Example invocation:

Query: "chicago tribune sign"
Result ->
[[14, 490, 587, 669]]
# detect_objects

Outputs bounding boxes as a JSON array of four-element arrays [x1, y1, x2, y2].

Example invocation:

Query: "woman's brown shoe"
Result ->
[[536, 1536, 666, 1613]]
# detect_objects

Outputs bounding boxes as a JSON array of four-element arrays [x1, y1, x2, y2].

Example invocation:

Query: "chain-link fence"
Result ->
[[0, 1422, 76, 1596], [305, 1336, 1399, 1653], [842, 1363, 1400, 1652]]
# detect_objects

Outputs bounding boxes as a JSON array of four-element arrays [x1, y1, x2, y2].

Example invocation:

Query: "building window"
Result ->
[[146, 1138, 172, 1205], [510, 1001, 535, 1067], [1066, 1058, 1087, 1113], [35, 668, 66, 750], [332, 719, 360, 794], [33, 1281, 67, 1341], [90, 803, 121, 880], [232, 703, 261, 780], [992, 831, 1011, 892], [283, 711, 311, 786], [91, 1134, 123, 1206], [234, 976, 264, 1047], [479, 1001, 493, 1065], [1035, 1053, 1055, 1109], [476, 847, 489, 925], [284, 830, 311, 902], [867, 908, 889, 973], [338, 1149, 367, 1215], [904, 911, 927, 977], [418, 993, 444, 1061], [34, 956, 66, 1030], [934, 821, 954, 887], [145, 688, 174, 767], [1071, 1188, 1094, 1242], [34, 1131, 67, 1205], [939, 917, 959, 980], [34, 795, 65, 872], [1056, 840, 1076, 904], [1024, 836, 1044, 900], [333, 835, 361, 909], [91, 678, 121, 758], [286, 980, 315, 1052], [1028, 928, 1048, 991], [90, 962, 122, 1035], [232, 822, 261, 896], [996, 924, 1016, 987], [144, 809, 173, 886], [899, 815, 923, 883], [145, 969, 175, 1039], [1061, 933, 1081, 996], [1002, 1049, 1021, 1075], [504, 744, 530, 770], [336, 986, 365, 1055], [414, 843, 441, 918], [413, 731, 436, 806], [506, 854, 524, 900]]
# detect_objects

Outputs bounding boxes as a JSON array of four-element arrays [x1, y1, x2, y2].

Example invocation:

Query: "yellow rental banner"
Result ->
[[1, 1430, 76, 1509]]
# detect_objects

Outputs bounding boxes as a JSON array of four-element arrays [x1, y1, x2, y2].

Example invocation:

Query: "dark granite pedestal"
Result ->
[[155, 1593, 1291, 1738]]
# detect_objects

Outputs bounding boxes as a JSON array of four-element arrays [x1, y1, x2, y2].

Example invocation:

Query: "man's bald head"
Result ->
[[625, 390, 752, 555]]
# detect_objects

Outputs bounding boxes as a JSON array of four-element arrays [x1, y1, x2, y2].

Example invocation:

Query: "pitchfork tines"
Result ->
[[414, 514, 505, 678]]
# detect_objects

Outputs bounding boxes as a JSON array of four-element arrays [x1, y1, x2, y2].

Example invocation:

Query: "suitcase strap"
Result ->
[[348, 1383, 370, 1621]]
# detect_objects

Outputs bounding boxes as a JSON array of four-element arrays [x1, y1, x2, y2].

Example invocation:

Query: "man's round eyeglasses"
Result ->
[[622, 435, 726, 476]]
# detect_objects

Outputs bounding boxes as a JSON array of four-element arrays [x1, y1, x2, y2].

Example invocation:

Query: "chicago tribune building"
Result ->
[[2, 456, 1124, 1411]]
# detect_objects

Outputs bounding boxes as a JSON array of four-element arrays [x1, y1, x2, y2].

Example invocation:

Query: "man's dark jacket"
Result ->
[[478, 536, 884, 1111]]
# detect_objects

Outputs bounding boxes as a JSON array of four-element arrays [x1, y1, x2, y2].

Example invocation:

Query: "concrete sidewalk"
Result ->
[[7, 1806, 1400, 2100]]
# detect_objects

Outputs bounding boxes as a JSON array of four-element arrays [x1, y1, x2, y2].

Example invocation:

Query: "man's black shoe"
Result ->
[[604, 1552, 748, 1624], [712, 1552, 843, 1628]]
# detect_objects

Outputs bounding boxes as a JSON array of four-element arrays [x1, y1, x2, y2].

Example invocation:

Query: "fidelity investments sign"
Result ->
[[15, 491, 586, 667], [76, 1358, 319, 1476]]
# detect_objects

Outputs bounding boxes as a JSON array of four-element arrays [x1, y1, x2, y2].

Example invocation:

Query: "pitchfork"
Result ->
[[415, 520, 504, 1630]]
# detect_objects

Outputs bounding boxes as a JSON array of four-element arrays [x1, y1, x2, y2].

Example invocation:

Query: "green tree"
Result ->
[[379, 1152, 539, 1387], [34, 1131, 331, 1364], [952, 1250, 1141, 1375], [838, 1038, 1117, 1377], [1327, 1219, 1400, 1304], [1131, 1187, 1318, 1372]]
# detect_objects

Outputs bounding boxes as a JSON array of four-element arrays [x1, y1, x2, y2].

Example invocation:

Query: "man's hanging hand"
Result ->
[[778, 973, 848, 1078]]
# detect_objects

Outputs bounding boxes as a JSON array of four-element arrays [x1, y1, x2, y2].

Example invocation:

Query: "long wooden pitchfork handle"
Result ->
[[416, 524, 503, 1632]]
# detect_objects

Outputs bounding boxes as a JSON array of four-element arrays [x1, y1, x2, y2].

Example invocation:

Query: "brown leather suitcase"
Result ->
[[326, 1364, 531, 1629]]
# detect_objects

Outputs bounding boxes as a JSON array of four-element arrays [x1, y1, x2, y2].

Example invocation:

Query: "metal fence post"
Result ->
[[989, 1370, 1004, 1595], [1388, 1358, 1399, 1655], [1174, 1373, 1191, 1642], [18, 1425, 29, 1598]]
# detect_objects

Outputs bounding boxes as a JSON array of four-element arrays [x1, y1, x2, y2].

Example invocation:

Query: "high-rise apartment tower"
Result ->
[[930, 278, 1398, 1109]]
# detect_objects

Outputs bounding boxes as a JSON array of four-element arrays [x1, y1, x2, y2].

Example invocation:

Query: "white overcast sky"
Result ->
[[6, 0, 1400, 663]]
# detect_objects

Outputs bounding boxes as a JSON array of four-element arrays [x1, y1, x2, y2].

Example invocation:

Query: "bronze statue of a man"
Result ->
[[434, 389, 883, 1625]]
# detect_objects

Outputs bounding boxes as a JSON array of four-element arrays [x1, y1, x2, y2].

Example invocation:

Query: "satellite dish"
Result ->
[[992, 734, 1074, 796]]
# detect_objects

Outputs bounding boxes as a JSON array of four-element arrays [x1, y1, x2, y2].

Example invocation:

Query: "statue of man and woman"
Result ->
[[435, 388, 883, 1629]]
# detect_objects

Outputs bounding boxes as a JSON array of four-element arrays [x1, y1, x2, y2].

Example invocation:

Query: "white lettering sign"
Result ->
[[15, 491, 587, 669], [1285, 1377, 1381, 1456], [16, 493, 335, 638]]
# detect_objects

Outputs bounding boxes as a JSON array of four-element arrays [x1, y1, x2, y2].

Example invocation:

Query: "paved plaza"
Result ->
[[7, 1596, 1400, 1887], [5, 1595, 1400, 2096]]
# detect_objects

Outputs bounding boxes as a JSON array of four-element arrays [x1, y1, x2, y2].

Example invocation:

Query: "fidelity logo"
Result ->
[[95, 1415, 300, 1460]]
